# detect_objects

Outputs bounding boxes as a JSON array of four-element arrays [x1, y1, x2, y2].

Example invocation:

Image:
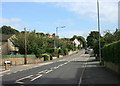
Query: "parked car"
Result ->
[[85, 49, 89, 54]]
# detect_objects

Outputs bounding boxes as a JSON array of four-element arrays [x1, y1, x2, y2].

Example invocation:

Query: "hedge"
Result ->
[[42, 54, 50, 61], [102, 40, 120, 64]]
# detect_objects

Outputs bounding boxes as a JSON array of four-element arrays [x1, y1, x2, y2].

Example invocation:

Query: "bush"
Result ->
[[63, 48, 68, 56], [42, 54, 50, 61], [58, 49, 64, 55], [102, 40, 120, 64], [46, 48, 54, 54]]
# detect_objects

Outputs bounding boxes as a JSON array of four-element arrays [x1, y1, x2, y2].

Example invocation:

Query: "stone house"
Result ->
[[1, 34, 18, 55]]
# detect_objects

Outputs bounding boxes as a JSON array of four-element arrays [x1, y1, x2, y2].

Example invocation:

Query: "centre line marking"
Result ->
[[31, 74, 42, 81], [46, 70, 52, 74], [16, 75, 33, 82], [38, 70, 48, 74]]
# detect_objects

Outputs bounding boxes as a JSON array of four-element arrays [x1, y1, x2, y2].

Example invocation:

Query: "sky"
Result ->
[[0, 0, 119, 38]]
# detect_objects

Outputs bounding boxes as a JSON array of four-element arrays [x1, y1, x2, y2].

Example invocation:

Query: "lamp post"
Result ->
[[97, 0, 101, 63], [56, 26, 66, 36], [54, 26, 65, 58], [54, 26, 66, 49]]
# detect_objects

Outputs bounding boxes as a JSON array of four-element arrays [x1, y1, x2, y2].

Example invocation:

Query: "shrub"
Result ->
[[58, 49, 64, 55], [42, 54, 50, 61], [63, 48, 68, 56], [102, 40, 120, 64]]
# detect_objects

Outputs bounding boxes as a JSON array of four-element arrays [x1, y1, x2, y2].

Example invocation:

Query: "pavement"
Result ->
[[0, 50, 119, 86], [81, 57, 119, 86]]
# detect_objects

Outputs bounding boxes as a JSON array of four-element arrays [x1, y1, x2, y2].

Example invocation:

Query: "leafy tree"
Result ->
[[1, 25, 19, 34], [114, 29, 120, 41], [103, 31, 114, 44], [86, 31, 100, 48], [70, 35, 77, 41], [77, 36, 86, 48], [11, 31, 46, 57]]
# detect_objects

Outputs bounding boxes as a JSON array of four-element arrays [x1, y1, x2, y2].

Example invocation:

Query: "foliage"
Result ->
[[114, 29, 120, 41], [87, 29, 120, 60], [1, 25, 19, 34], [86, 31, 99, 48], [70, 35, 86, 48], [42, 54, 50, 61], [102, 40, 120, 64], [11, 31, 46, 57], [103, 31, 114, 44], [93, 38, 105, 58], [63, 48, 68, 56], [58, 49, 64, 55]]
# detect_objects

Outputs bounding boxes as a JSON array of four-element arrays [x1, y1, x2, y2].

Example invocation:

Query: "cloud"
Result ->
[[55, 0, 118, 25], [1, 0, 119, 2], [54, 19, 75, 27], [0, 18, 26, 31], [59, 30, 88, 38], [0, 18, 21, 24]]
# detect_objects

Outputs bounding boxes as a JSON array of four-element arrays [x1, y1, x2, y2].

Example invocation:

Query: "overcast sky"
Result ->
[[0, 0, 119, 38]]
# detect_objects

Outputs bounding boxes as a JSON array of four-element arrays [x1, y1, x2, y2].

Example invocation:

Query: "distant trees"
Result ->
[[70, 35, 86, 48], [0, 25, 19, 34], [87, 29, 120, 59], [1, 25, 86, 58], [11, 30, 75, 58]]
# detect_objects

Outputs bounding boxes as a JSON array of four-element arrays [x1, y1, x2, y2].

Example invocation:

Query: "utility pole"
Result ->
[[97, 0, 101, 63], [24, 28, 27, 64]]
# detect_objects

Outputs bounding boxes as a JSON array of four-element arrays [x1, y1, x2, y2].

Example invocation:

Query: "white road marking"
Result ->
[[16, 75, 33, 83], [38, 70, 48, 74], [45, 70, 52, 74], [16, 81, 24, 84], [31, 74, 42, 81], [53, 67, 57, 69], [78, 59, 89, 86], [50, 67, 55, 70]]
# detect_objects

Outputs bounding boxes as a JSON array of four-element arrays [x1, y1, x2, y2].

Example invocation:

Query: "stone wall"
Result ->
[[2, 57, 44, 66], [104, 61, 120, 75]]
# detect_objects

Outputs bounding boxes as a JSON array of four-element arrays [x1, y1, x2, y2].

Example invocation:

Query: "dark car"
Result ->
[[85, 49, 89, 54]]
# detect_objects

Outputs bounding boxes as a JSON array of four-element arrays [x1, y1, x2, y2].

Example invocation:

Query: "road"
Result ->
[[1, 50, 119, 86]]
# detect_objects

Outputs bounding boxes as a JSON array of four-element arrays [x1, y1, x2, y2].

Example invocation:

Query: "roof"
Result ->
[[2, 34, 13, 42]]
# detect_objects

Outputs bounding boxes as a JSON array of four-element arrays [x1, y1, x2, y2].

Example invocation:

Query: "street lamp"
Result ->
[[54, 26, 66, 49], [97, 0, 101, 63], [54, 26, 66, 58], [56, 26, 66, 36]]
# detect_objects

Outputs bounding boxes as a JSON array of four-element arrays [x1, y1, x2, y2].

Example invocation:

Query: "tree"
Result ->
[[70, 35, 77, 41], [1, 25, 19, 34], [70, 35, 86, 48], [103, 32, 114, 44], [86, 31, 99, 48], [114, 29, 120, 41], [11, 31, 46, 57], [77, 36, 86, 48]]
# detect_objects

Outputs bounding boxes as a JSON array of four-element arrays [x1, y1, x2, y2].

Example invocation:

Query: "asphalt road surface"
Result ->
[[1, 50, 119, 86]]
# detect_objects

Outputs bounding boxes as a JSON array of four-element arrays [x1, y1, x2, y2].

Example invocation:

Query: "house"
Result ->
[[1, 34, 18, 55], [64, 38, 83, 48]]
